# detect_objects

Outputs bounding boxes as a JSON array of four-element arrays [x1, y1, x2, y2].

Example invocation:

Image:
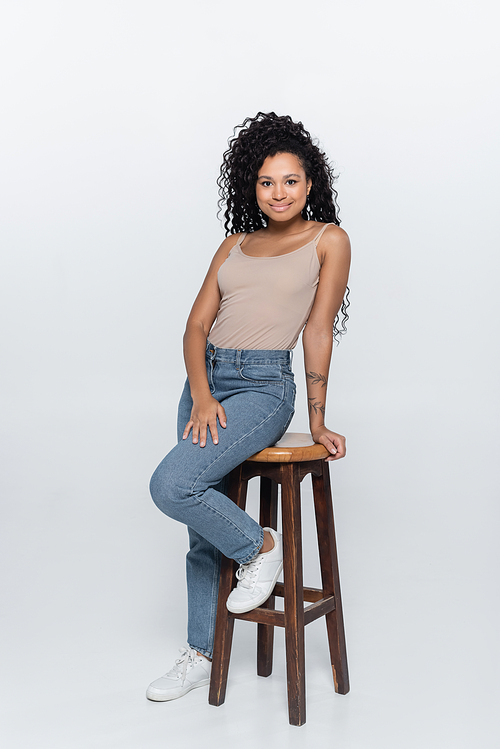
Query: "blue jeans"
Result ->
[[150, 341, 296, 657]]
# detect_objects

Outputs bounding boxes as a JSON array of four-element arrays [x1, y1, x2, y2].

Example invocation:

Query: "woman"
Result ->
[[147, 112, 351, 702]]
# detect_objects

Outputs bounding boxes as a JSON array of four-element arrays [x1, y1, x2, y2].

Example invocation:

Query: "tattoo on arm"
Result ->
[[306, 371, 327, 388], [308, 398, 326, 416], [307, 371, 327, 417]]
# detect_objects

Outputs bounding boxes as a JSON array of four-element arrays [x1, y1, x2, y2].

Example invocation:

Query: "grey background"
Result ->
[[1, 1, 499, 746]]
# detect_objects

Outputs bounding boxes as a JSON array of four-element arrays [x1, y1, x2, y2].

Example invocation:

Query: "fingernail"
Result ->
[[214, 439, 218, 444]]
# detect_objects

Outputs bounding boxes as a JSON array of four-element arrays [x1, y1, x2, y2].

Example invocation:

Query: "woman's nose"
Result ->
[[272, 184, 287, 201]]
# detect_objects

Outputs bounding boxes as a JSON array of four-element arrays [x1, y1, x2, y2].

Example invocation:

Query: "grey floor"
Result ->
[[1, 404, 498, 748]]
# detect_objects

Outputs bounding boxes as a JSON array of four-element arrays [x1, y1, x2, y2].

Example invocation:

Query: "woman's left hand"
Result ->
[[311, 425, 346, 461]]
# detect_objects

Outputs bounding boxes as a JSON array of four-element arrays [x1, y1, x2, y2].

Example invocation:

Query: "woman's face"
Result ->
[[256, 152, 311, 223]]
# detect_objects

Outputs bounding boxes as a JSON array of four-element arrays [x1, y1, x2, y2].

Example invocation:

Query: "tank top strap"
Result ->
[[313, 223, 334, 246], [228, 232, 247, 256]]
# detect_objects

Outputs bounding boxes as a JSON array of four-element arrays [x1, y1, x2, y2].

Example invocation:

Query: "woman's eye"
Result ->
[[260, 181, 272, 187], [286, 180, 297, 185]]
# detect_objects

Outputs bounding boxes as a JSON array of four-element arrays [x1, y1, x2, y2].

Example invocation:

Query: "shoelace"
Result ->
[[235, 555, 264, 590], [166, 647, 198, 681]]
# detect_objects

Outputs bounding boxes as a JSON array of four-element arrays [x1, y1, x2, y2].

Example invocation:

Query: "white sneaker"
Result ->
[[146, 647, 211, 701], [226, 527, 283, 614]]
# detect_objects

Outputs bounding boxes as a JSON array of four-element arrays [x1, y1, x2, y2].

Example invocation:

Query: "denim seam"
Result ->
[[207, 352, 291, 366], [187, 643, 212, 659], [280, 408, 295, 439], [208, 547, 221, 650], [237, 525, 263, 565], [186, 494, 262, 563]]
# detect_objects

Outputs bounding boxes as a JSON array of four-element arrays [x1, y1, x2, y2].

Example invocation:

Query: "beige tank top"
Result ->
[[209, 224, 332, 350]]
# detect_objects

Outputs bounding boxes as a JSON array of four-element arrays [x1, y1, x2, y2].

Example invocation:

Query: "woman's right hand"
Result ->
[[182, 394, 227, 447]]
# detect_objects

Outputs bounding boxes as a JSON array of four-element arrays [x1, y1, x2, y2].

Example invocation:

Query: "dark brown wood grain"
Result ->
[[281, 463, 306, 726], [312, 462, 350, 695], [273, 582, 324, 602], [233, 607, 285, 627], [303, 596, 336, 625], [257, 477, 278, 677]]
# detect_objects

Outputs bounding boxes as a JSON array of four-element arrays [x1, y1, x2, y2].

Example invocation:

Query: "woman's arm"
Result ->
[[182, 234, 241, 447], [302, 226, 351, 461]]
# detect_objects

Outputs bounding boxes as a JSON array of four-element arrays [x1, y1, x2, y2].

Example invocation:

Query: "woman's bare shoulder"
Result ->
[[217, 231, 245, 252], [320, 223, 350, 242], [222, 231, 246, 244], [209, 232, 245, 267], [317, 224, 351, 263]]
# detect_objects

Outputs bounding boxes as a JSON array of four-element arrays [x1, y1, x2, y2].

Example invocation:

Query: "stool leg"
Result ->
[[257, 477, 278, 678], [312, 462, 350, 695], [281, 464, 306, 726], [209, 466, 248, 707]]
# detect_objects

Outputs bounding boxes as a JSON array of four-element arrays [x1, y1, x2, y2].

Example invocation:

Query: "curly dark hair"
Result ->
[[217, 112, 350, 342]]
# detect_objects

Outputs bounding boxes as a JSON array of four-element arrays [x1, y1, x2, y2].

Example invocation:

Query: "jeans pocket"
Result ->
[[239, 363, 283, 383]]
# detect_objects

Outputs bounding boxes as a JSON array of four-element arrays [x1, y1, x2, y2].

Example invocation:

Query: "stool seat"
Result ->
[[248, 432, 330, 463], [209, 432, 349, 726]]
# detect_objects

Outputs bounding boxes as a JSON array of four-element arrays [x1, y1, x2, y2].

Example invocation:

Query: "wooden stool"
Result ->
[[208, 432, 349, 726]]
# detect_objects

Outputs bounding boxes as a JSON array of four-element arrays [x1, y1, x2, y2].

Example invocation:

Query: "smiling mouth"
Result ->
[[270, 203, 292, 211]]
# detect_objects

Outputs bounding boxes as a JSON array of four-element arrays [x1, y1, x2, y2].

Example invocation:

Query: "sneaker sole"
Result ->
[[226, 560, 283, 614], [146, 678, 210, 702]]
